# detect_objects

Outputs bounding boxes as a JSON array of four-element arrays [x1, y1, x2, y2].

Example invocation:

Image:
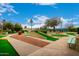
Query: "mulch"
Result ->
[[11, 34, 49, 47]]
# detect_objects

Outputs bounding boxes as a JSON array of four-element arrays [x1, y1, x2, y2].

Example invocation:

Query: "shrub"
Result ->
[[18, 31, 22, 35], [39, 29, 47, 34], [14, 23, 22, 32], [41, 30, 47, 34], [7, 30, 12, 34]]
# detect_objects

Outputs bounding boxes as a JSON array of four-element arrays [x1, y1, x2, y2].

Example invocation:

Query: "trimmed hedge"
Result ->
[[35, 31, 58, 41]]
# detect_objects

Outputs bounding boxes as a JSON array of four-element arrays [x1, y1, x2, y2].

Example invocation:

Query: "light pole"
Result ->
[[29, 18, 33, 31]]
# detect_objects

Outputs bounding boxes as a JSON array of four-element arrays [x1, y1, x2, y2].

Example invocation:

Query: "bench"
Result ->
[[67, 36, 76, 48]]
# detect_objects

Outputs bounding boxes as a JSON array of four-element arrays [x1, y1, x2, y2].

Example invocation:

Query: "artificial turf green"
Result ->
[[0, 35, 5, 38], [66, 32, 76, 36], [35, 31, 58, 41], [52, 34, 68, 37], [0, 40, 19, 56]]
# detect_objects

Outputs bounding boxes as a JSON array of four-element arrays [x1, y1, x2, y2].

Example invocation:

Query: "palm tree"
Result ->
[[29, 19, 33, 31]]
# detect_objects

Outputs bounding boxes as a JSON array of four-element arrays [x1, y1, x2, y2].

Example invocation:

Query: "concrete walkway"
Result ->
[[29, 37, 79, 56], [4, 34, 79, 56], [7, 36, 41, 56]]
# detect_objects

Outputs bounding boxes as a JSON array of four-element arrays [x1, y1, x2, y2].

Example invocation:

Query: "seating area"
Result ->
[[67, 36, 76, 48], [67, 35, 79, 51]]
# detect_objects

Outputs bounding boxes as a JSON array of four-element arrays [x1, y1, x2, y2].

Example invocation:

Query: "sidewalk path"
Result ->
[[29, 37, 79, 56], [7, 36, 41, 56]]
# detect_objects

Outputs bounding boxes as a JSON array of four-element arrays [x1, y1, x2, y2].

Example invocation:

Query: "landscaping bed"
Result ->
[[0, 39, 19, 56], [35, 31, 58, 41]]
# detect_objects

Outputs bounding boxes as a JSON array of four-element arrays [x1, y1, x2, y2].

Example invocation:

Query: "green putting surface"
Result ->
[[66, 32, 76, 36], [0, 39, 19, 56], [52, 34, 68, 37], [35, 31, 58, 41], [0, 35, 5, 38]]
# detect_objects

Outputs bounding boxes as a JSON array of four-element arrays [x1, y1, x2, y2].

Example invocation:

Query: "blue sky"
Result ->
[[0, 3, 79, 28]]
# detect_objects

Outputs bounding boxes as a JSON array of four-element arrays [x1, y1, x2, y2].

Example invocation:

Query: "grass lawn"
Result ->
[[35, 31, 58, 41], [66, 32, 76, 36], [52, 34, 68, 37], [0, 35, 5, 38], [0, 39, 19, 56]]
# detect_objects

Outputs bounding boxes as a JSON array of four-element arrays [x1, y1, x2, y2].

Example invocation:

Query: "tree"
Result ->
[[45, 17, 61, 31], [24, 26, 27, 29], [66, 20, 75, 32], [2, 20, 23, 33], [14, 23, 22, 32], [3, 21, 14, 32], [67, 25, 76, 32], [77, 27, 79, 34]]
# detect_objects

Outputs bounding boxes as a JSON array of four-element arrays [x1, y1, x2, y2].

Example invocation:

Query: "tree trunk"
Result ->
[[53, 26, 55, 32]]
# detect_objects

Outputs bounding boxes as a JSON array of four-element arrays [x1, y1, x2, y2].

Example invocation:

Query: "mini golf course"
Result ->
[[11, 34, 49, 47], [0, 39, 19, 56], [52, 34, 68, 37], [35, 31, 58, 41]]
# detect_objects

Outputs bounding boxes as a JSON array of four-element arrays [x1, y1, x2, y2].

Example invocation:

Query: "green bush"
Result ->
[[14, 23, 22, 32], [12, 31, 16, 33], [40, 30, 47, 34], [7, 30, 12, 34]]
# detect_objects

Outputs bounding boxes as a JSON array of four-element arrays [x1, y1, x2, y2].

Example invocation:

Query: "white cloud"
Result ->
[[73, 22, 79, 25], [33, 15, 49, 24], [57, 16, 79, 28], [34, 3, 58, 8], [0, 3, 18, 15], [56, 17, 73, 28], [0, 7, 6, 13], [0, 13, 2, 16], [24, 15, 49, 28], [23, 16, 79, 28], [32, 24, 45, 28], [35, 3, 56, 5]]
